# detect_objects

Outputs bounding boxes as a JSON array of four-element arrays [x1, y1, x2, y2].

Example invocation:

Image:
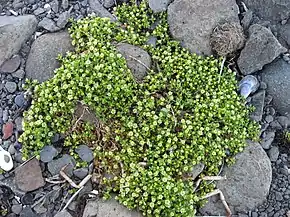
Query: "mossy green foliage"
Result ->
[[20, 1, 259, 216]]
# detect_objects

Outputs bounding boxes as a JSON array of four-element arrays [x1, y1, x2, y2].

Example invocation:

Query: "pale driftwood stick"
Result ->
[[60, 168, 79, 188], [78, 174, 93, 187], [202, 176, 226, 181], [45, 178, 66, 184], [60, 166, 92, 188], [202, 189, 232, 216], [62, 186, 84, 211], [194, 176, 226, 192]]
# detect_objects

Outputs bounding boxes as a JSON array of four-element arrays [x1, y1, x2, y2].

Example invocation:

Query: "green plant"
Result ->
[[285, 131, 290, 142], [19, 1, 259, 216]]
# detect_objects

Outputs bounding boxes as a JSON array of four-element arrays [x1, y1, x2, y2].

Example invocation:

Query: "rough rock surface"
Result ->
[[250, 90, 265, 122], [25, 31, 73, 83], [88, 0, 116, 21], [47, 154, 76, 176], [261, 59, 290, 116], [167, 0, 239, 55], [243, 0, 290, 22], [116, 43, 151, 81], [75, 145, 94, 162], [0, 55, 21, 73], [0, 15, 37, 66], [149, 0, 170, 12], [82, 199, 143, 217], [200, 141, 272, 215], [40, 145, 58, 163], [15, 158, 45, 192], [238, 24, 286, 75], [54, 210, 73, 217]]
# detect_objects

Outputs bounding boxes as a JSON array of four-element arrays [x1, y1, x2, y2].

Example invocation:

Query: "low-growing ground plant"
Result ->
[[19, 1, 259, 216]]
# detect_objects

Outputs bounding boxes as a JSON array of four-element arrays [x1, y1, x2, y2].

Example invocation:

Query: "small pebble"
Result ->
[[12, 204, 23, 214], [5, 81, 17, 93], [0, 55, 21, 73]]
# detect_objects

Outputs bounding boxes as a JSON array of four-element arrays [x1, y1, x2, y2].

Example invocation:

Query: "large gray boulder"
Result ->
[[116, 43, 151, 81], [238, 24, 286, 75], [261, 59, 290, 116], [167, 0, 239, 55], [243, 0, 290, 22], [25, 31, 73, 83], [82, 199, 142, 217], [200, 141, 272, 215], [0, 15, 37, 66]]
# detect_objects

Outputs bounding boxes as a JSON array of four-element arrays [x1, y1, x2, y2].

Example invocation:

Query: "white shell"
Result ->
[[0, 146, 13, 171]]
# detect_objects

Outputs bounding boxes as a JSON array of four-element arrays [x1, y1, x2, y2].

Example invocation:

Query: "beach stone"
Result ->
[[238, 24, 286, 75], [25, 31, 73, 83], [82, 198, 143, 217], [243, 0, 290, 22], [168, 0, 239, 55], [0, 55, 21, 73], [261, 59, 290, 116], [15, 158, 45, 192], [47, 154, 76, 176], [0, 15, 37, 66], [116, 43, 151, 81], [200, 141, 272, 215]]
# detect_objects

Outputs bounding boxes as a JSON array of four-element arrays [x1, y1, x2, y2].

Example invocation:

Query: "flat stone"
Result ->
[[268, 146, 279, 162], [12, 69, 25, 79], [190, 163, 204, 180], [238, 24, 286, 75], [277, 116, 290, 128], [261, 59, 290, 116], [88, 0, 116, 21], [250, 90, 265, 122], [19, 207, 38, 217], [0, 55, 21, 73], [261, 131, 275, 150], [33, 203, 47, 214], [76, 145, 94, 162], [100, 0, 114, 8], [33, 7, 45, 15], [5, 81, 17, 93], [200, 141, 272, 215], [167, 0, 239, 55], [62, 0, 69, 9], [82, 198, 143, 217], [241, 10, 253, 30], [15, 158, 45, 192], [50, 0, 59, 12], [25, 31, 73, 83], [54, 210, 72, 217], [57, 11, 70, 28], [8, 143, 16, 155], [73, 167, 88, 179], [38, 17, 59, 32], [14, 93, 27, 108], [2, 121, 13, 140], [243, 0, 290, 22], [40, 145, 58, 163], [14, 116, 23, 132], [12, 204, 22, 214], [0, 15, 37, 66], [47, 154, 76, 176], [149, 0, 170, 12], [116, 43, 151, 81], [270, 120, 282, 130]]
